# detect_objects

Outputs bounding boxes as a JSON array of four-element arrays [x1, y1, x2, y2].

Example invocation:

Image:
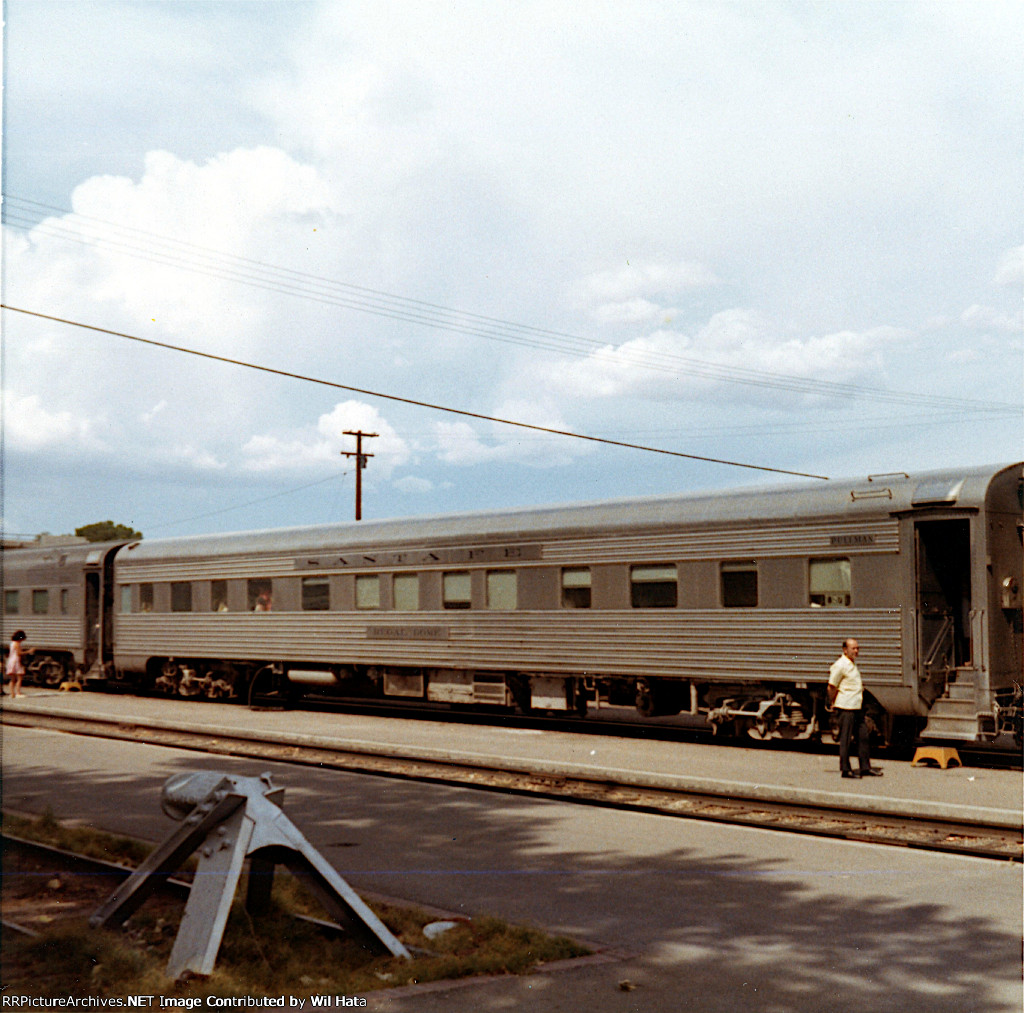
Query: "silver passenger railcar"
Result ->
[[103, 462, 1022, 744], [1, 540, 122, 685]]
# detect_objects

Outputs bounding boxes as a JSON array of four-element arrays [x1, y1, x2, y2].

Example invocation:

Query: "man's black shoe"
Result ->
[[841, 771, 861, 778], [860, 768, 883, 776]]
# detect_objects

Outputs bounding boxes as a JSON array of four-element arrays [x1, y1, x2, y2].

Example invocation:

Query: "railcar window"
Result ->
[[721, 561, 758, 607], [32, 590, 49, 615], [809, 558, 851, 607], [302, 576, 330, 611], [120, 585, 132, 614], [140, 583, 154, 613], [486, 570, 517, 610], [211, 580, 229, 612], [355, 574, 381, 610], [60, 589, 69, 615], [4, 591, 18, 614], [561, 568, 592, 609], [393, 573, 420, 611], [248, 579, 273, 612], [170, 582, 193, 613], [631, 565, 678, 608], [443, 571, 472, 610]]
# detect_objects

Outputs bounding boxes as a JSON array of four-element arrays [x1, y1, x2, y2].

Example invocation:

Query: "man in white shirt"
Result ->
[[827, 638, 882, 779]]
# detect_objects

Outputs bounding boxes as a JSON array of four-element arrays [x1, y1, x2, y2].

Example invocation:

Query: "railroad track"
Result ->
[[4, 707, 1021, 863]]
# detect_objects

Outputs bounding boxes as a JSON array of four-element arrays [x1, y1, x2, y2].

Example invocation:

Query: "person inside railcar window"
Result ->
[[211, 580, 229, 612], [140, 583, 154, 613], [248, 579, 273, 611]]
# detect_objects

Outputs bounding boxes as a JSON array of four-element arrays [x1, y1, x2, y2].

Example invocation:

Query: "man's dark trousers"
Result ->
[[837, 707, 871, 773]]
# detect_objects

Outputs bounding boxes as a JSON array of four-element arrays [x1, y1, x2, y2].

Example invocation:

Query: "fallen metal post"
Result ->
[[90, 770, 410, 979]]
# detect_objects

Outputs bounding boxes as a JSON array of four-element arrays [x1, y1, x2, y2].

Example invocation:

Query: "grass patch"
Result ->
[[4, 808, 154, 868], [2, 811, 590, 998]]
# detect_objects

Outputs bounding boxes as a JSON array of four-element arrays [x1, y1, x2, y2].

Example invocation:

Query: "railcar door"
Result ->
[[84, 568, 101, 670], [82, 546, 117, 675], [915, 519, 972, 701]]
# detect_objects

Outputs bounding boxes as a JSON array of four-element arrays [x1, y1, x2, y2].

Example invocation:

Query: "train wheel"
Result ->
[[36, 658, 67, 688], [154, 660, 181, 694], [205, 663, 239, 701]]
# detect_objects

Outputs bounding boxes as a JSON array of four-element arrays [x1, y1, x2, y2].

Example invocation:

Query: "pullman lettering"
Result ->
[[830, 534, 876, 546]]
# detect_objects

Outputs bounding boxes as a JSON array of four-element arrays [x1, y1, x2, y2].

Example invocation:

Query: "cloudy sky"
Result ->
[[3, 1, 1021, 539]]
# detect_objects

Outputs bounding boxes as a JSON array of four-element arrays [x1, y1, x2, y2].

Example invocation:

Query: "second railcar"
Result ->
[[1, 540, 122, 685]]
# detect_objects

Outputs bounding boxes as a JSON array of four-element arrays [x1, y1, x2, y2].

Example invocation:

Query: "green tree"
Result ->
[[74, 521, 143, 542]]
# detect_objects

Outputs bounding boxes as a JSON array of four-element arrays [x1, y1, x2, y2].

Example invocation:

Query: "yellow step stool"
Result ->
[[911, 746, 961, 769]]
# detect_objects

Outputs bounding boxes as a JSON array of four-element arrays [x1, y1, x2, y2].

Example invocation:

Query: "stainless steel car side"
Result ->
[[5, 463, 1021, 744]]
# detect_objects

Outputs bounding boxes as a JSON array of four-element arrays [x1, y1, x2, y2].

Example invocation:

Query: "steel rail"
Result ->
[[0, 834, 376, 942], [3, 709, 1020, 863]]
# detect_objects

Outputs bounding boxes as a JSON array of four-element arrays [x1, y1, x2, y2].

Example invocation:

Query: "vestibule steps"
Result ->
[[920, 670, 980, 741]]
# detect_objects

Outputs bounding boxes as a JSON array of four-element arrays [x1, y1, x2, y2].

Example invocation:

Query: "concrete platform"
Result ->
[[2, 715, 1021, 1013], [3, 687, 1020, 828]]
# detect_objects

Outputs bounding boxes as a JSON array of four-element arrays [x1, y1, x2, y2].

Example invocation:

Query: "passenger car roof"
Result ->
[[117, 462, 1019, 564]]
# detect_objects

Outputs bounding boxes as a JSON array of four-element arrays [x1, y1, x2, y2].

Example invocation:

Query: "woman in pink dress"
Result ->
[[5, 630, 28, 698]]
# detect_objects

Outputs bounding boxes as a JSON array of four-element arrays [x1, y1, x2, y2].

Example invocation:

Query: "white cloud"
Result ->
[[961, 304, 1023, 334], [541, 310, 903, 402], [141, 401, 168, 425], [431, 404, 578, 469], [3, 392, 105, 453], [67, 147, 338, 342], [591, 298, 675, 327], [993, 245, 1024, 287], [431, 421, 499, 467], [241, 400, 410, 476], [167, 445, 226, 471], [393, 475, 434, 495], [577, 261, 720, 306]]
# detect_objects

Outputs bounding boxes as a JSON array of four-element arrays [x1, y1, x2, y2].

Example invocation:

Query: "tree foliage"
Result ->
[[74, 521, 143, 542]]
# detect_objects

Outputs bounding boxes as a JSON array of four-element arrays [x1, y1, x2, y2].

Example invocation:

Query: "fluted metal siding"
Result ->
[[113, 519, 898, 583], [1, 617, 82, 650], [118, 555, 298, 582], [114, 609, 902, 685], [541, 519, 898, 563]]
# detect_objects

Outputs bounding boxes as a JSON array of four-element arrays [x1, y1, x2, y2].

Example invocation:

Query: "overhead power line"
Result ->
[[1, 304, 830, 481], [145, 470, 351, 532], [3, 195, 1017, 416]]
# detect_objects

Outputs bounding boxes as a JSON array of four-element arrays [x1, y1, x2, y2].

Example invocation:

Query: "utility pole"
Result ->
[[341, 430, 377, 521]]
